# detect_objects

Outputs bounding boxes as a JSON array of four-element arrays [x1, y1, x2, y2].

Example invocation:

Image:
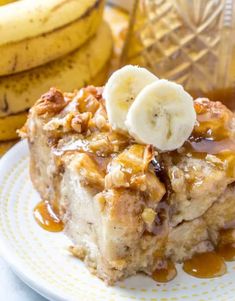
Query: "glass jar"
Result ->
[[121, 0, 235, 110]]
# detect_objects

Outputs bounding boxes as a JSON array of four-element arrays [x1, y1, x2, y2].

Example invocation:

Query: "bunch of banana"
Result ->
[[0, 0, 112, 141]]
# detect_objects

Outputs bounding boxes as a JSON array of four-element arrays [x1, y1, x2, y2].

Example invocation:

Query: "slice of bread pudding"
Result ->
[[23, 86, 235, 284]]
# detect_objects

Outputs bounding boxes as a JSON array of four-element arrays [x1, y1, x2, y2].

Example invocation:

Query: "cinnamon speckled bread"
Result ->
[[21, 86, 235, 284]]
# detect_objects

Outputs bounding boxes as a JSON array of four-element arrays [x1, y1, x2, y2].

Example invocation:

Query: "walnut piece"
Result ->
[[34, 87, 68, 116], [71, 112, 92, 133]]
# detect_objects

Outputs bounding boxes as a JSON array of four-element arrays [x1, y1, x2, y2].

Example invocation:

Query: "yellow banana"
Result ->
[[0, 22, 113, 118], [0, 0, 16, 6], [0, 0, 102, 44], [0, 0, 104, 76], [0, 111, 27, 141], [0, 141, 16, 156]]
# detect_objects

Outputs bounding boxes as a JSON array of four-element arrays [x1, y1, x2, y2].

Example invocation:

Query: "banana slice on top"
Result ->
[[126, 79, 196, 151], [103, 65, 158, 131]]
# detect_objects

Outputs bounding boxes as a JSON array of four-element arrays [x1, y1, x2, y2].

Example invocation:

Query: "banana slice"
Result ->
[[103, 65, 158, 132], [126, 79, 196, 151]]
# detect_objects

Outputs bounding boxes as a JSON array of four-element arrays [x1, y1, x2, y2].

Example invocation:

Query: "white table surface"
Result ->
[[0, 257, 48, 301]]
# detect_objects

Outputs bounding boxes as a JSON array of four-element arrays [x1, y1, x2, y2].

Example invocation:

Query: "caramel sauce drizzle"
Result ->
[[33, 200, 64, 232], [183, 252, 227, 278], [216, 229, 235, 261], [152, 228, 235, 282], [217, 244, 235, 261], [178, 100, 235, 178], [186, 103, 233, 153], [152, 259, 177, 283], [152, 245, 235, 283]]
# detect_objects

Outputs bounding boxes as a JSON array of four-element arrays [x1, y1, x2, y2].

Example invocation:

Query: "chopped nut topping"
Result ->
[[43, 112, 92, 134], [71, 112, 92, 133], [35, 88, 67, 116], [75, 87, 100, 114]]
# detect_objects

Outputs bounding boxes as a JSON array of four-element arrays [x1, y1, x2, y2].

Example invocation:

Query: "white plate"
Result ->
[[0, 140, 235, 301]]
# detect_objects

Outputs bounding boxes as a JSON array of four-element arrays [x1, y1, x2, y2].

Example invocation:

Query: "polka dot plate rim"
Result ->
[[0, 140, 235, 301]]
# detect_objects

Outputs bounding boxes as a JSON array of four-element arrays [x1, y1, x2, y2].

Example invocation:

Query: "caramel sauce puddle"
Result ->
[[152, 259, 177, 283], [33, 200, 64, 232], [183, 252, 227, 278]]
